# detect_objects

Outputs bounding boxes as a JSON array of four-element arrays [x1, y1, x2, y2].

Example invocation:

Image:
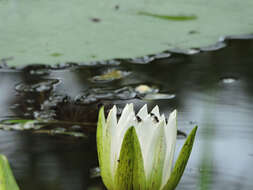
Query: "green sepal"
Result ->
[[162, 126, 198, 190], [114, 127, 134, 190], [0, 154, 20, 190], [147, 126, 166, 189], [132, 127, 146, 190], [114, 127, 146, 190], [96, 107, 113, 190]]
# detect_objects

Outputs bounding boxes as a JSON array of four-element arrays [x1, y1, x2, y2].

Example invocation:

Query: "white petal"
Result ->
[[161, 110, 177, 188], [160, 114, 166, 125], [137, 104, 148, 120], [116, 111, 135, 158], [135, 115, 157, 176], [144, 120, 165, 179], [151, 105, 160, 118], [106, 106, 118, 174], [109, 106, 118, 127], [108, 105, 118, 138], [111, 104, 136, 175], [117, 103, 136, 145], [104, 105, 117, 139], [117, 104, 129, 126]]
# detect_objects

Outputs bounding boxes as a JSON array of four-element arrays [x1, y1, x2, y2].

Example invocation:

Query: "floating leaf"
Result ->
[[92, 69, 130, 82], [143, 93, 176, 100], [34, 129, 87, 138], [0, 119, 89, 138], [0, 0, 253, 66], [0, 119, 41, 130]]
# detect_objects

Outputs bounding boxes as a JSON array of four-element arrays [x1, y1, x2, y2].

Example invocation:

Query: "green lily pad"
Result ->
[[0, 0, 253, 66]]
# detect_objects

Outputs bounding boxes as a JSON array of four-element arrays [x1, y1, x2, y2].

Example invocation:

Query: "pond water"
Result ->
[[1, 38, 253, 190]]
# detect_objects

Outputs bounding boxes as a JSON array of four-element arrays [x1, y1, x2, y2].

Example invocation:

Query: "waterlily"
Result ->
[[97, 104, 197, 190]]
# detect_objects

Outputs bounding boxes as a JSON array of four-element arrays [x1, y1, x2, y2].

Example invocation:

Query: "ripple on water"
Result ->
[[221, 77, 237, 84]]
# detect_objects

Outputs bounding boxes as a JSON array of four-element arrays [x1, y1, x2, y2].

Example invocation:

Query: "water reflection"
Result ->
[[1, 39, 253, 189], [0, 131, 99, 189]]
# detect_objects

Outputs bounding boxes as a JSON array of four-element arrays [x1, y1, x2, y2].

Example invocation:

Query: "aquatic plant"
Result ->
[[0, 154, 20, 190], [97, 104, 197, 190]]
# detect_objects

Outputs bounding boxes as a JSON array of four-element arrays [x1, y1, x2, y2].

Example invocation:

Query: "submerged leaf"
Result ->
[[162, 126, 198, 190], [0, 154, 20, 190]]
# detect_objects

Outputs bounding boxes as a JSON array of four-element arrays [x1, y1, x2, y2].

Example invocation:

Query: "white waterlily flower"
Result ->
[[97, 104, 197, 190]]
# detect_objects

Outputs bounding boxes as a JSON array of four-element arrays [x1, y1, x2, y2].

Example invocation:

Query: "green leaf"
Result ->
[[0, 154, 20, 190], [1, 0, 253, 66], [96, 107, 113, 190], [162, 126, 198, 190]]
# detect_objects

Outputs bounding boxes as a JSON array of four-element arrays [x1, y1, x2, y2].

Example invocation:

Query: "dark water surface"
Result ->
[[1, 38, 253, 190]]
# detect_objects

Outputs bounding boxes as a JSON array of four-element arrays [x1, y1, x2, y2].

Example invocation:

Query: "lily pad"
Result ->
[[143, 93, 176, 100], [0, 119, 89, 138], [92, 69, 130, 82], [0, 0, 253, 66]]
